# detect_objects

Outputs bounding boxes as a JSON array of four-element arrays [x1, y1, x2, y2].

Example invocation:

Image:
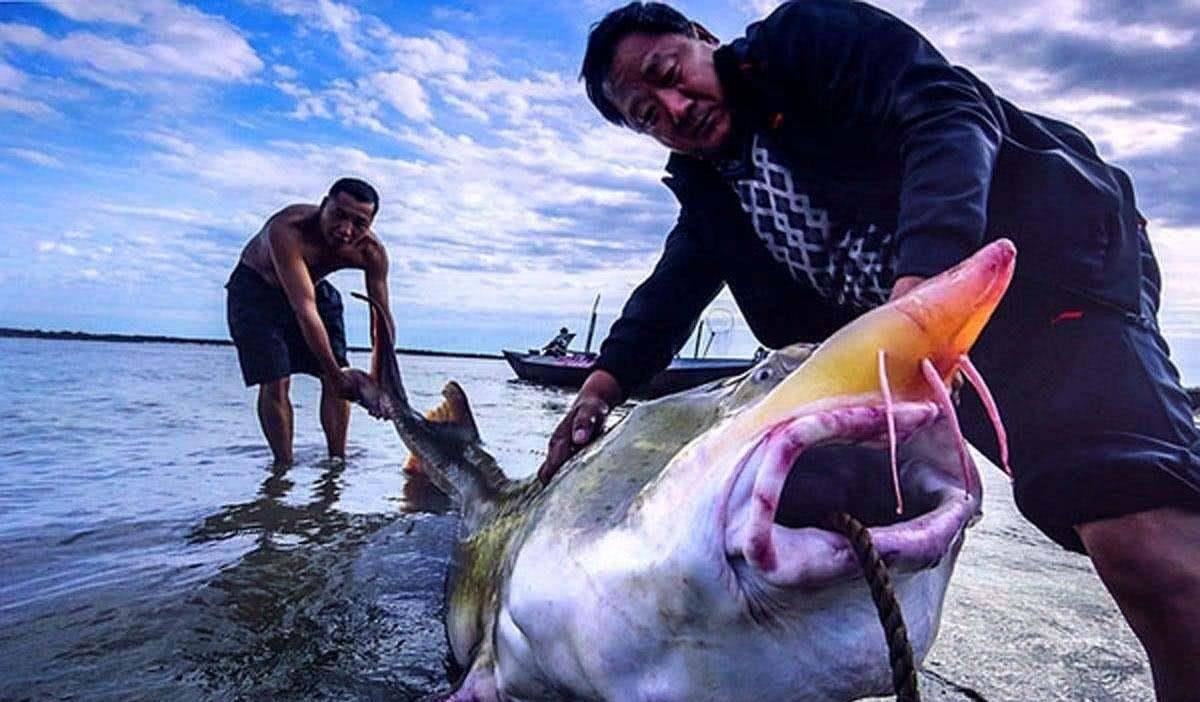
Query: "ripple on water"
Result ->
[[0, 341, 1159, 700]]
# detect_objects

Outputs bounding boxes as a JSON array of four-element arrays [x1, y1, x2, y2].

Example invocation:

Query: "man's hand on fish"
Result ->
[[539, 394, 609, 484], [335, 368, 394, 420], [539, 369, 623, 484]]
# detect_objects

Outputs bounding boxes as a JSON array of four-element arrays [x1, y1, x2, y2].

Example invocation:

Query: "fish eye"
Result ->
[[753, 366, 773, 383]]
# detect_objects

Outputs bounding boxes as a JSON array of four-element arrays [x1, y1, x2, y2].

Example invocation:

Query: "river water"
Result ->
[[0, 337, 1177, 701]]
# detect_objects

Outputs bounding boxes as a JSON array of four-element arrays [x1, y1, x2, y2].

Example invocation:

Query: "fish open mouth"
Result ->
[[724, 400, 981, 590]]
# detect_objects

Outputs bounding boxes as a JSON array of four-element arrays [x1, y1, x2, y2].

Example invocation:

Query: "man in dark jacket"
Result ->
[[538, 2, 1200, 698]]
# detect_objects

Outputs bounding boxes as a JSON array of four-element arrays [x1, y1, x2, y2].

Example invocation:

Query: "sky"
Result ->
[[1, 0, 1199, 379]]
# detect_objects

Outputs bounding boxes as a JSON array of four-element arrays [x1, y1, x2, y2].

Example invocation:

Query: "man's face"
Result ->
[[602, 30, 732, 157], [319, 191, 375, 247]]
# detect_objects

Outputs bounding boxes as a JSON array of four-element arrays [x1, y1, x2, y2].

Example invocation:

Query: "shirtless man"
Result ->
[[226, 177, 394, 466]]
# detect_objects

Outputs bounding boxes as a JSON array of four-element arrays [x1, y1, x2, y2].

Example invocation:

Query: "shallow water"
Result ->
[[0, 338, 1158, 700]]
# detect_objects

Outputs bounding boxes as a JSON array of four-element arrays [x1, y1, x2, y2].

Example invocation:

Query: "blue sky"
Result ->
[[2, 0, 1199, 378]]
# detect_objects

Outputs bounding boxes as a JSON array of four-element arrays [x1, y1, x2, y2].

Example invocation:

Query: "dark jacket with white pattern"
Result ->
[[595, 0, 1147, 393]]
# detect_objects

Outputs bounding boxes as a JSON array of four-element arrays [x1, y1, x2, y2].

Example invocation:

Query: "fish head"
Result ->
[[498, 240, 1015, 701]]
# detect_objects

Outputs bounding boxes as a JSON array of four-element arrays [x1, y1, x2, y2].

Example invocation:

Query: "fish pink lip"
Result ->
[[722, 401, 980, 590]]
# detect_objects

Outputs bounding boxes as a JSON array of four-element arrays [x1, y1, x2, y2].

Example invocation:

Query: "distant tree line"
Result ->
[[0, 327, 502, 360]]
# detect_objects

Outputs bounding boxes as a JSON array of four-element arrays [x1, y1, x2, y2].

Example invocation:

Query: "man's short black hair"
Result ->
[[328, 177, 380, 214], [580, 2, 695, 126]]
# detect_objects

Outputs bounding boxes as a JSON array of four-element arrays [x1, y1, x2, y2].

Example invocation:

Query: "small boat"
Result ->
[[502, 350, 755, 398], [504, 294, 756, 398]]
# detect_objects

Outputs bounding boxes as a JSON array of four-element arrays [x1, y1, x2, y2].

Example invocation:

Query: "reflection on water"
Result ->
[[0, 338, 1162, 700], [192, 459, 350, 544], [0, 339, 551, 701], [181, 461, 441, 700]]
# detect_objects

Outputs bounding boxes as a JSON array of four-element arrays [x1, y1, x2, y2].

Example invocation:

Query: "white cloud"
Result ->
[[96, 203, 227, 226], [431, 6, 477, 23], [0, 23, 49, 48], [139, 121, 673, 317], [41, 0, 148, 26], [276, 69, 449, 129], [740, 0, 783, 18], [0, 1, 263, 84], [443, 93, 489, 122], [273, 64, 299, 80], [370, 71, 432, 121], [266, 2, 481, 128], [1077, 113, 1192, 159], [37, 241, 80, 256], [384, 31, 471, 76], [0, 62, 25, 90], [315, 0, 364, 57], [1150, 224, 1200, 338], [293, 95, 334, 120], [142, 131, 199, 157], [442, 70, 576, 104], [1034, 93, 1194, 158], [5, 148, 63, 168], [280, 56, 580, 132], [268, 0, 365, 59], [0, 93, 57, 118], [265, 0, 583, 146], [423, 69, 581, 127]]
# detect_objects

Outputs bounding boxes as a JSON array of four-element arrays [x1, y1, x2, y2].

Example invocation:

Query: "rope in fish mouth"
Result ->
[[825, 512, 919, 702]]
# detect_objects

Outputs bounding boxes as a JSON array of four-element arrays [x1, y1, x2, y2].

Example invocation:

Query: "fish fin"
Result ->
[[442, 659, 499, 702], [405, 381, 482, 475], [350, 292, 507, 514]]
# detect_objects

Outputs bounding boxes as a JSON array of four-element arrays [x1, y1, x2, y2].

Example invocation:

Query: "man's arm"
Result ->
[[741, 0, 1002, 277], [539, 215, 724, 483], [592, 214, 725, 393], [267, 218, 349, 384]]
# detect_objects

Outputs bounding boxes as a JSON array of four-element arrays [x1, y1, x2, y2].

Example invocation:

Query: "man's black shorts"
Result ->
[[961, 278, 1200, 554], [225, 262, 349, 387]]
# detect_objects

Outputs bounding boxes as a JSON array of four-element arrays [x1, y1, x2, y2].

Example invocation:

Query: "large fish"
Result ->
[[358, 239, 1015, 702]]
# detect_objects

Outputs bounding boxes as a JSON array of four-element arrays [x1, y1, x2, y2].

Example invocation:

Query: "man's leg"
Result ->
[[257, 377, 294, 466], [320, 375, 349, 460], [1077, 506, 1200, 702], [314, 280, 350, 460]]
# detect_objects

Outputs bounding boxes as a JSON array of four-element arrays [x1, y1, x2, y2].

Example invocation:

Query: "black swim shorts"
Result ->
[[225, 262, 349, 387], [960, 268, 1200, 553]]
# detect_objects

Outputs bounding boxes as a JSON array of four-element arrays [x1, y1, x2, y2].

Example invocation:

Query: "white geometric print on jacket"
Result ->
[[733, 134, 896, 309]]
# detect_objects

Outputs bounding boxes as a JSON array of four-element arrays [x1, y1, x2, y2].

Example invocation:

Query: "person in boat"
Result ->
[[538, 3, 1200, 698], [226, 177, 395, 466], [542, 327, 576, 357]]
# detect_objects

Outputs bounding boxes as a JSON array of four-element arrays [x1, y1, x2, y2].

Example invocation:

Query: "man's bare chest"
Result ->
[[301, 243, 364, 282]]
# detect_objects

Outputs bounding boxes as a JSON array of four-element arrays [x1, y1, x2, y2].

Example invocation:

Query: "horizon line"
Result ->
[[0, 326, 505, 361]]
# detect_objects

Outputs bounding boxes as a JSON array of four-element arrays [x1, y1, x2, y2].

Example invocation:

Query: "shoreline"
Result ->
[[0, 327, 503, 361], [4, 326, 1198, 407]]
